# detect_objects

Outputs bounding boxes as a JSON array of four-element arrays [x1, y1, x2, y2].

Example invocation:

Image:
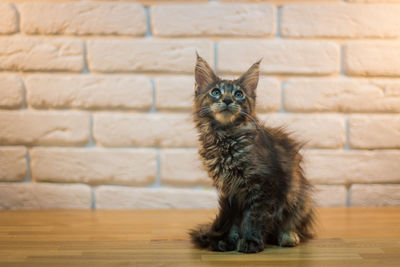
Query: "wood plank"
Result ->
[[0, 207, 399, 266]]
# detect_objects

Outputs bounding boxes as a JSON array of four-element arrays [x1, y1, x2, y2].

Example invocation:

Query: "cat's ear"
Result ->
[[237, 60, 261, 96], [195, 53, 218, 92]]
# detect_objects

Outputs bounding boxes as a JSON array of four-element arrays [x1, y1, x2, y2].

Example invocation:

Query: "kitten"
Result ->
[[189, 54, 315, 253]]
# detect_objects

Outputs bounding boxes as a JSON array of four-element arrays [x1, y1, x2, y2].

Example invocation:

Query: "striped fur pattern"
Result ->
[[189, 54, 315, 253]]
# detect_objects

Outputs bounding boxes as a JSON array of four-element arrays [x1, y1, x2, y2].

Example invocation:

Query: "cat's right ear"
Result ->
[[195, 53, 218, 93]]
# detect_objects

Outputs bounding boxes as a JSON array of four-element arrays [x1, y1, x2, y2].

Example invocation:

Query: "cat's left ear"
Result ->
[[237, 60, 261, 97]]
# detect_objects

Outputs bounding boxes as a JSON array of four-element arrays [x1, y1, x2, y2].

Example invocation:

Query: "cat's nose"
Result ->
[[223, 98, 233, 105]]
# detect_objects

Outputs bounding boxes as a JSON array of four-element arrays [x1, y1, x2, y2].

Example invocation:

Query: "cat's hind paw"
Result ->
[[278, 231, 300, 247], [210, 239, 236, 252]]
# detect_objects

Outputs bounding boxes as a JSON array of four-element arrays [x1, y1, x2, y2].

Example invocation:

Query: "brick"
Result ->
[[282, 5, 400, 38], [0, 183, 91, 210], [151, 3, 275, 37], [314, 185, 347, 207], [344, 42, 400, 77], [155, 76, 194, 111], [222, 0, 340, 3], [347, 0, 400, 2], [259, 114, 345, 149], [31, 148, 157, 185], [20, 2, 146, 36], [0, 3, 17, 34], [284, 78, 400, 113], [161, 149, 210, 186], [303, 150, 400, 184], [87, 39, 213, 73], [96, 186, 218, 209], [256, 78, 281, 112], [26, 75, 152, 110], [0, 37, 83, 72], [349, 115, 400, 149], [0, 110, 90, 146], [93, 112, 197, 147], [0, 75, 23, 108], [218, 40, 339, 75], [351, 184, 400, 206], [0, 146, 27, 181], [155, 76, 280, 112]]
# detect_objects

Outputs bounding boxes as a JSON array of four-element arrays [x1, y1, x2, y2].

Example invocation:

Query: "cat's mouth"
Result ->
[[220, 108, 231, 113]]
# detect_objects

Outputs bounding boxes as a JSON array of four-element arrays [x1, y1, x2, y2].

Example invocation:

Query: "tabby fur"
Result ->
[[189, 54, 315, 253]]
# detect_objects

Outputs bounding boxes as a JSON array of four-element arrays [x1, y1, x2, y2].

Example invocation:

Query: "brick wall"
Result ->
[[0, 0, 399, 209]]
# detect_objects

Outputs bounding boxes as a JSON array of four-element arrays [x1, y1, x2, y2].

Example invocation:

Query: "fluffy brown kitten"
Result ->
[[189, 55, 315, 253]]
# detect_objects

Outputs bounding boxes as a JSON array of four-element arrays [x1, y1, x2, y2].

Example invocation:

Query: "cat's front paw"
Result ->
[[278, 231, 300, 247], [210, 238, 236, 252], [237, 238, 264, 253]]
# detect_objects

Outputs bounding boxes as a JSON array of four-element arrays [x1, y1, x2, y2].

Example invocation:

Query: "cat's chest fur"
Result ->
[[199, 129, 254, 191]]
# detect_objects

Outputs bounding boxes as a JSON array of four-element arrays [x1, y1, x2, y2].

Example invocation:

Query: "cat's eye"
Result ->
[[210, 88, 221, 97], [234, 90, 244, 99]]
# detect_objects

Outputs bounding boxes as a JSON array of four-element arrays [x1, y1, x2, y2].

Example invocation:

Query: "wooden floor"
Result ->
[[0, 207, 399, 266]]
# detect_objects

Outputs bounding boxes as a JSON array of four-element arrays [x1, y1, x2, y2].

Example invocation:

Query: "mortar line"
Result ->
[[21, 78, 27, 109], [150, 78, 157, 113], [276, 6, 282, 38], [82, 41, 89, 74], [144, 6, 152, 37], [344, 116, 350, 150], [91, 187, 96, 210], [24, 149, 32, 183], [346, 185, 351, 207], [85, 114, 95, 148]]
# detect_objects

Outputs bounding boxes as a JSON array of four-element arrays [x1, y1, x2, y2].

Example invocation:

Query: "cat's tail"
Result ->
[[189, 223, 213, 248], [189, 223, 224, 249]]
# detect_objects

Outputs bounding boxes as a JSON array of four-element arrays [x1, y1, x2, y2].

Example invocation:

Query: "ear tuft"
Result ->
[[237, 60, 261, 97], [195, 54, 218, 92]]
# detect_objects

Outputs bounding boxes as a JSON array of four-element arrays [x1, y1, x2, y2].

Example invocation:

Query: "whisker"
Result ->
[[197, 106, 212, 117]]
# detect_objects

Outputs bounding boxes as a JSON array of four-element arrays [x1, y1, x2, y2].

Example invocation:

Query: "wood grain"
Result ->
[[0, 207, 399, 266]]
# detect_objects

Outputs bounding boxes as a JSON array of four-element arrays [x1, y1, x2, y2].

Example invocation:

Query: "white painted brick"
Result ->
[[151, 3, 275, 37], [218, 40, 339, 75], [20, 2, 146, 36], [0, 75, 23, 108], [222, 0, 340, 2], [0, 110, 90, 145], [349, 115, 400, 149], [0, 183, 91, 210], [31, 148, 157, 185], [282, 5, 400, 38], [314, 185, 347, 207], [155, 76, 195, 111], [256, 78, 281, 112], [259, 114, 346, 149], [344, 42, 400, 77], [26, 75, 152, 110], [0, 37, 83, 72], [0, 3, 17, 34], [303, 150, 400, 184], [351, 184, 400, 206], [87, 39, 213, 73], [96, 186, 218, 209], [0, 146, 27, 181], [161, 149, 210, 186], [93, 112, 197, 147], [284, 78, 400, 113], [347, 0, 400, 2]]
